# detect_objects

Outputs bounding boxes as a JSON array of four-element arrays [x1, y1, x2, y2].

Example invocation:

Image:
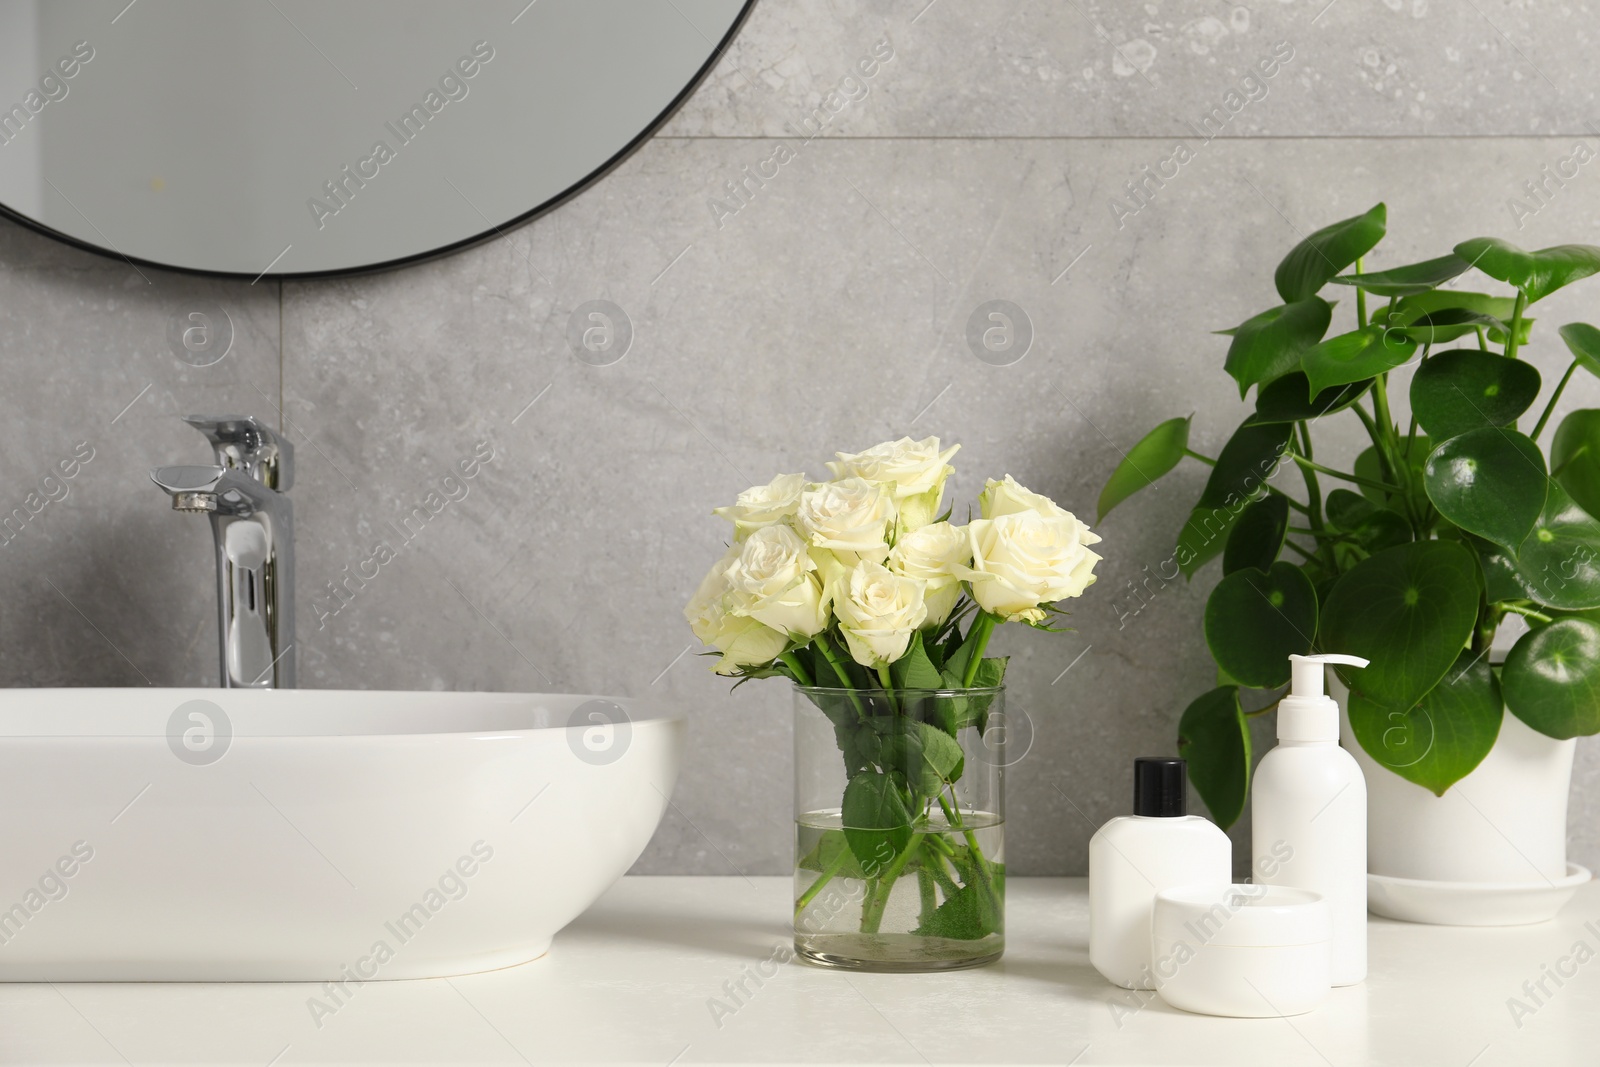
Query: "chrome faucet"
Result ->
[[151, 416, 295, 688]]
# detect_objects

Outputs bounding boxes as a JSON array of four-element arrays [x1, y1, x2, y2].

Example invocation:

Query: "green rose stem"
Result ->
[[780, 651, 813, 687], [813, 633, 866, 720], [917, 869, 938, 925], [859, 827, 925, 933], [794, 847, 850, 920], [961, 612, 998, 687]]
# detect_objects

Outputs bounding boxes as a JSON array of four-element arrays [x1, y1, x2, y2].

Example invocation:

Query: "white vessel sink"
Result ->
[[0, 689, 683, 981]]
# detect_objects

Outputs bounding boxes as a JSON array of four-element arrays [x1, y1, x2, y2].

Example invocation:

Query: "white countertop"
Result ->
[[2, 876, 1596, 1066]]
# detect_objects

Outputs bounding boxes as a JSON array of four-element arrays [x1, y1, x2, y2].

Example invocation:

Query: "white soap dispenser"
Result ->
[[1090, 757, 1231, 989], [1251, 653, 1370, 987]]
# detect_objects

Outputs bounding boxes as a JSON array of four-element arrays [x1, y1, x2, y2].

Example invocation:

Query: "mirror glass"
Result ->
[[0, 0, 750, 277]]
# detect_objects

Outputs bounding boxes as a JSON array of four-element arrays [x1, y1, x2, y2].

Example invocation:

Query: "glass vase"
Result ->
[[792, 685, 1006, 971]]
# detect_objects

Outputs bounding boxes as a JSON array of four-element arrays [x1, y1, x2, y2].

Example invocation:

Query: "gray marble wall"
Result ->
[[4, 0, 1600, 876]]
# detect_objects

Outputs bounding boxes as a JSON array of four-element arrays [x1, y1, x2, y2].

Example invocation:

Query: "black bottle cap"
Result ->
[[1133, 757, 1187, 818]]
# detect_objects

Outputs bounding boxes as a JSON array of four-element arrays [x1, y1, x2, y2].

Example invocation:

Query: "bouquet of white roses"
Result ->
[[685, 437, 1103, 955], [685, 436, 1103, 689]]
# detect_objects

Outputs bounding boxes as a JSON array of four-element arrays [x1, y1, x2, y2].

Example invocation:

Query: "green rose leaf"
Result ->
[[1098, 416, 1191, 522], [1204, 562, 1318, 688], [1503, 618, 1600, 739], [1176, 419, 1295, 578], [1346, 652, 1503, 796], [1422, 428, 1547, 552], [912, 877, 1002, 941], [1552, 409, 1600, 520], [1248, 372, 1373, 425], [1409, 350, 1542, 442], [840, 771, 913, 872], [1223, 494, 1290, 575], [1511, 482, 1600, 611], [1558, 323, 1600, 379], [1454, 238, 1600, 304], [1276, 202, 1386, 303], [891, 631, 945, 691], [1329, 252, 1472, 297], [873, 717, 964, 797], [1177, 686, 1251, 830], [1320, 540, 1482, 710], [1301, 325, 1419, 396], [1222, 299, 1334, 397]]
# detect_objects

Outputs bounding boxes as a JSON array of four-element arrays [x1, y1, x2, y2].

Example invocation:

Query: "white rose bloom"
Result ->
[[725, 525, 829, 638], [888, 521, 972, 626], [713, 473, 807, 539], [831, 560, 929, 668], [684, 547, 789, 674], [793, 477, 896, 563], [828, 437, 959, 531], [979, 474, 1073, 521], [956, 509, 1102, 623]]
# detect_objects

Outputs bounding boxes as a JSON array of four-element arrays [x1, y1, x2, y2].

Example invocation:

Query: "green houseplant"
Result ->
[[1098, 202, 1600, 835]]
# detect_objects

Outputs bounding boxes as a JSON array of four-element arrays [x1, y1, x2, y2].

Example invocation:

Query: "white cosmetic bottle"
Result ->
[[1251, 653, 1371, 987], [1090, 757, 1231, 989]]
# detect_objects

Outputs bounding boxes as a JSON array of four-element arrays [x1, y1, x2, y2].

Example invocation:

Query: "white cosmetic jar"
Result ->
[[1150, 883, 1331, 1018]]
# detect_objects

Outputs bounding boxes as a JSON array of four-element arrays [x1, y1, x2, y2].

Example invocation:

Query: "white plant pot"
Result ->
[[1332, 676, 1575, 885]]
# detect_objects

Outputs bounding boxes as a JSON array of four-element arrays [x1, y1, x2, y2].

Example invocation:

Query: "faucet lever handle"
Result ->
[[182, 415, 293, 491]]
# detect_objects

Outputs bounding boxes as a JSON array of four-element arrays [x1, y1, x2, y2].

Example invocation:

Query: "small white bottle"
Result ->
[[1090, 757, 1232, 989], [1251, 653, 1370, 987]]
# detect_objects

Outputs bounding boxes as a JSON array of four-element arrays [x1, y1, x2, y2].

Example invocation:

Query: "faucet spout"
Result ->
[[152, 419, 296, 689]]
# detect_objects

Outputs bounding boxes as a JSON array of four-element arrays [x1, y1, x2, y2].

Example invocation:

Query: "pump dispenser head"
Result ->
[[1279, 653, 1371, 742], [1133, 757, 1188, 817]]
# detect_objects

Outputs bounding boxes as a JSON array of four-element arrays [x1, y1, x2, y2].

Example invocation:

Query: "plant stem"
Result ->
[[780, 651, 813, 687], [1265, 486, 1312, 516], [938, 792, 997, 891], [876, 664, 900, 715], [1355, 257, 1368, 328], [859, 828, 925, 934], [961, 613, 998, 687], [917, 867, 938, 926], [1287, 452, 1401, 493], [1474, 325, 1488, 350], [1532, 359, 1580, 442], [1504, 290, 1528, 361], [794, 848, 849, 920], [1183, 448, 1218, 467], [1281, 539, 1318, 562], [814, 633, 866, 720], [1501, 602, 1555, 624]]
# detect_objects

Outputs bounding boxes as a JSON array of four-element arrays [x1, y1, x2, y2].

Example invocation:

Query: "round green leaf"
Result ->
[[1276, 203, 1386, 303], [1098, 416, 1190, 522], [1454, 238, 1600, 304], [1346, 652, 1503, 796], [1301, 325, 1418, 396], [1387, 308, 1513, 345], [1320, 540, 1482, 709], [1204, 562, 1317, 688], [1249, 372, 1372, 425], [1325, 488, 1410, 556], [1410, 350, 1542, 441], [1511, 482, 1600, 610], [1176, 418, 1295, 578], [1393, 290, 1518, 324], [1222, 299, 1334, 397], [1558, 323, 1600, 379], [1177, 686, 1251, 830], [1423, 428, 1548, 552], [1552, 409, 1600, 520], [1503, 618, 1600, 739], [1329, 253, 1471, 297], [1223, 494, 1290, 575]]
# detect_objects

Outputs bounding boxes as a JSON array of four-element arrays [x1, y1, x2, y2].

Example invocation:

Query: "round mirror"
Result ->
[[0, 0, 752, 278]]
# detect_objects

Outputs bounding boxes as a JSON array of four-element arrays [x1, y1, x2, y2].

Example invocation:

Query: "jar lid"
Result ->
[[1153, 884, 1330, 949]]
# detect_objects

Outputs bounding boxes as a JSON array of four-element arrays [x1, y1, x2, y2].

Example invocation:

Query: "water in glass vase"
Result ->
[[793, 808, 1004, 971]]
